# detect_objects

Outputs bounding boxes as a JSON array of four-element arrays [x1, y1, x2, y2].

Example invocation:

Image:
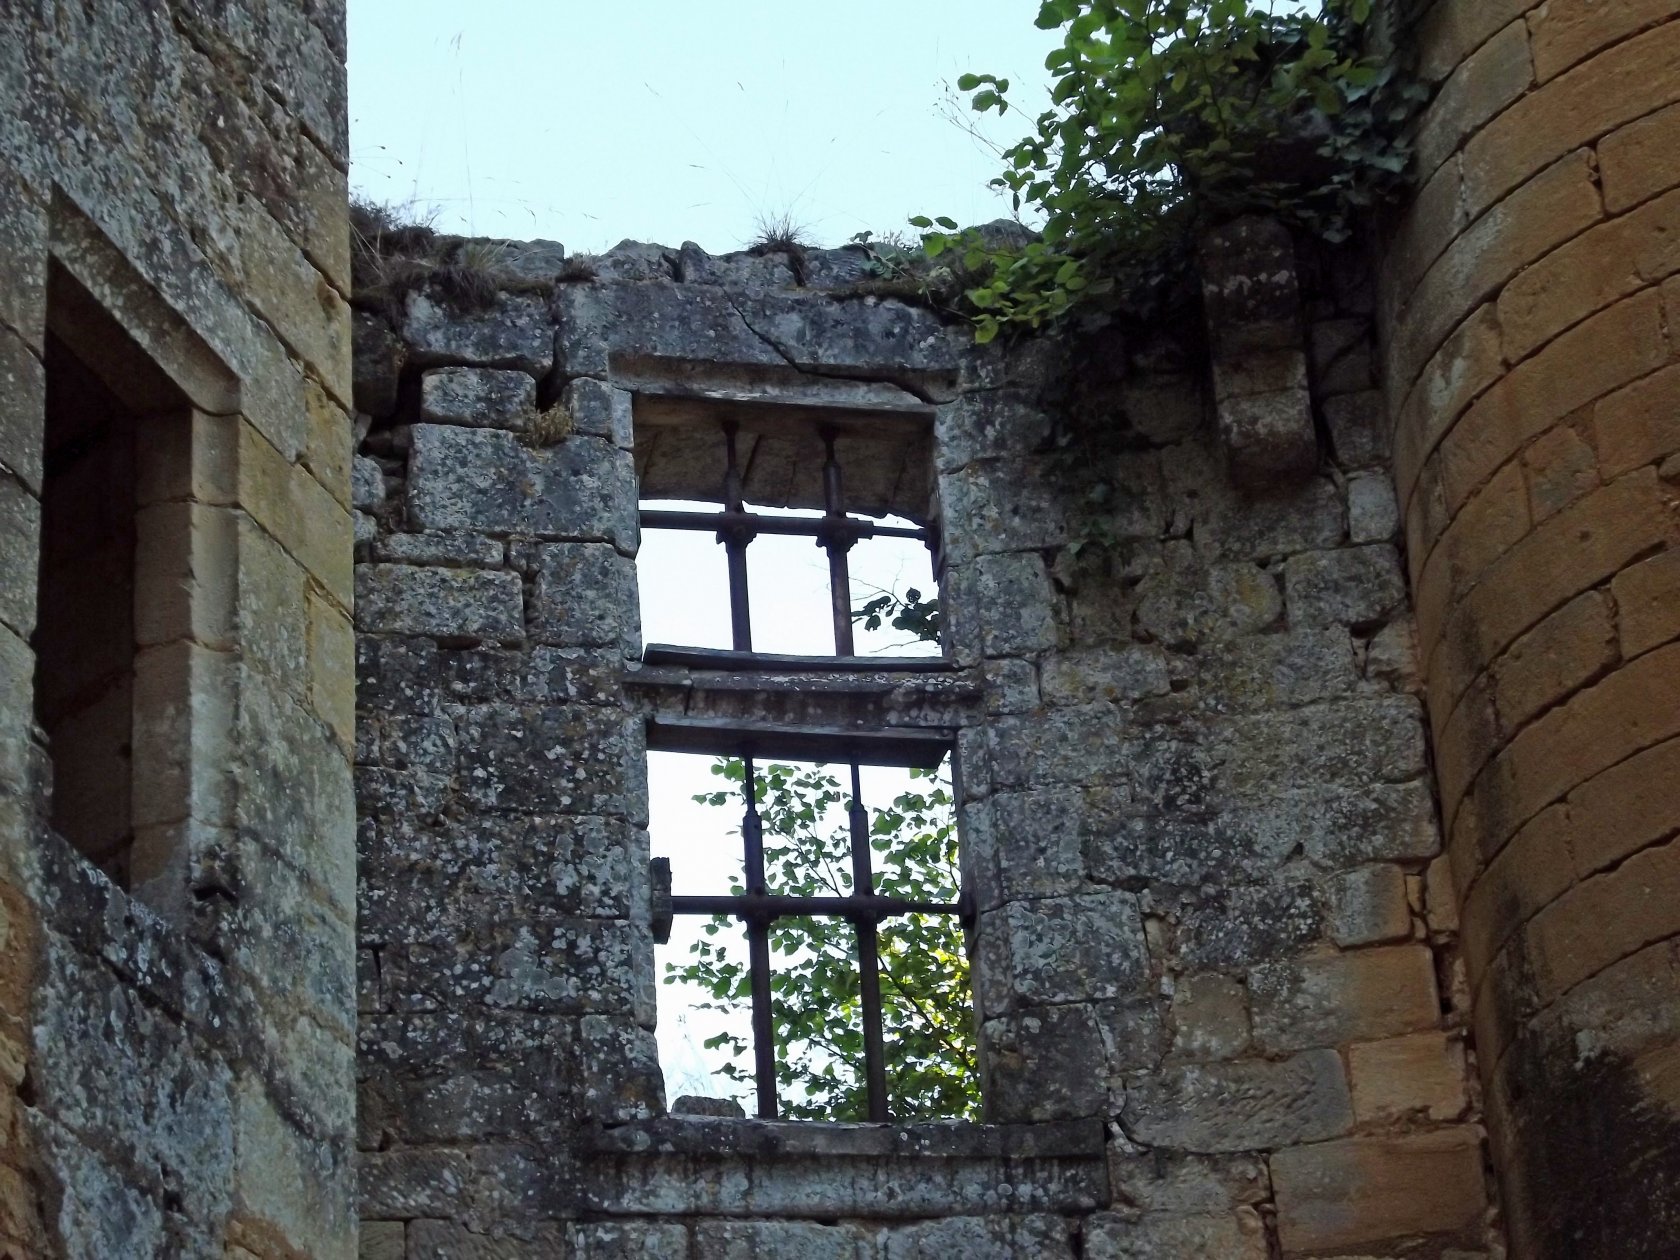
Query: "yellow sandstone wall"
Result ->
[[1381, 2, 1680, 1253]]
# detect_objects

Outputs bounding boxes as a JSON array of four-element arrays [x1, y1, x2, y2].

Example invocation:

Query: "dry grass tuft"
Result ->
[[518, 404, 574, 448]]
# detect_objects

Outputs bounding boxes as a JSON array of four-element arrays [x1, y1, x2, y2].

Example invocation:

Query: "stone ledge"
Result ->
[[590, 1116, 1103, 1160]]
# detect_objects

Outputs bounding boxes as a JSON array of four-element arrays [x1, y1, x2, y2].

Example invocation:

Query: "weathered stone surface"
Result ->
[[1270, 1129, 1486, 1253], [1248, 945, 1440, 1053], [420, 366, 537, 428], [973, 552, 1058, 655], [529, 543, 638, 651], [882, 1213, 1074, 1259], [1216, 387, 1319, 485], [1325, 864, 1413, 947], [1085, 1208, 1268, 1260], [1121, 1050, 1354, 1153], [1284, 545, 1407, 627], [351, 455, 386, 511], [1136, 553, 1282, 647], [1107, 1150, 1269, 1214], [352, 311, 405, 418], [407, 424, 636, 546], [1003, 892, 1148, 1003], [354, 564, 523, 641], [374, 530, 504, 569], [404, 290, 554, 374]]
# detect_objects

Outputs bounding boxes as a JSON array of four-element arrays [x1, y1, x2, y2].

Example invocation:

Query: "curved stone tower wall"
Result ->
[[1381, 3, 1680, 1252]]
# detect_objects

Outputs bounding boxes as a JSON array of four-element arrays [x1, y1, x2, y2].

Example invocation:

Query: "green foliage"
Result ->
[[851, 585, 942, 644], [918, 0, 1425, 340], [665, 760, 978, 1121]]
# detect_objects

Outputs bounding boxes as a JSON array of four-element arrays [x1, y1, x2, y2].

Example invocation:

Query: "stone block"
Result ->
[[1270, 1128, 1486, 1253], [981, 1003, 1112, 1121], [1120, 1049, 1353, 1153], [1085, 1209, 1268, 1259], [1216, 388, 1319, 486], [529, 542, 638, 651], [452, 703, 628, 817], [1167, 879, 1325, 971], [0, 474, 38, 639], [1169, 972, 1251, 1061], [1249, 944, 1441, 1053], [420, 366, 537, 428], [1600, 98, 1680, 213], [238, 420, 354, 608], [1136, 555, 1282, 647], [882, 1214, 1074, 1259], [1198, 216, 1301, 355], [563, 376, 634, 448], [1348, 1030, 1469, 1124], [1194, 626, 1359, 712], [693, 1220, 870, 1259], [1347, 472, 1399, 543], [1613, 547, 1680, 658], [351, 312, 404, 418], [1106, 1151, 1268, 1214], [1040, 646, 1170, 705], [0, 326, 44, 496], [403, 290, 554, 374], [1002, 891, 1148, 1004], [357, 1220, 404, 1259], [977, 789, 1086, 908], [230, 1077, 355, 1260], [1325, 864, 1413, 947], [1284, 545, 1406, 628], [351, 456, 385, 511], [1216, 697, 1429, 801], [1324, 390, 1390, 469], [308, 589, 355, 752], [974, 551, 1057, 655], [374, 530, 504, 569], [407, 424, 636, 547], [354, 564, 523, 641]]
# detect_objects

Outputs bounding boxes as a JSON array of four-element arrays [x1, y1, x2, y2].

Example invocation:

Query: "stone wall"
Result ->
[[0, 2, 356, 1256], [350, 231, 1498, 1256], [1379, 1, 1680, 1252]]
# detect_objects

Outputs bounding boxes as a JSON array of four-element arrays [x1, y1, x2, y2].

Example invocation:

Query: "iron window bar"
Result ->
[[638, 418, 935, 655], [667, 754, 966, 1123], [644, 416, 962, 1122]]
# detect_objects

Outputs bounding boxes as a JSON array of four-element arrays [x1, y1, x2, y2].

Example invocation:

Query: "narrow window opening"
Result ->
[[651, 747, 975, 1122], [34, 333, 141, 883]]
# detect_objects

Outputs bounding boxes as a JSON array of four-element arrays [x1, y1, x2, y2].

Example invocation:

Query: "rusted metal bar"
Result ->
[[641, 508, 928, 544], [848, 764, 890, 1121], [669, 893, 963, 920], [821, 429, 861, 658], [719, 421, 755, 652], [738, 755, 778, 1119]]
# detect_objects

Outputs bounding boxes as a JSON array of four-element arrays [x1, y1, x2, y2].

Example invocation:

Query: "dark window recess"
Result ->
[[639, 419, 935, 661], [652, 744, 969, 1123], [34, 334, 140, 883]]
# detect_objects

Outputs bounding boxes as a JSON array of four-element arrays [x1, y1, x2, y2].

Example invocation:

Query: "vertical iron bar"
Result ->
[[820, 429, 856, 657], [849, 763, 889, 1121], [721, 421, 754, 651], [740, 755, 777, 1118]]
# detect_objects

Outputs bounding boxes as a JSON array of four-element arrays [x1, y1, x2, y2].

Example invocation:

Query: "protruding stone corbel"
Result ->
[[1198, 216, 1319, 486]]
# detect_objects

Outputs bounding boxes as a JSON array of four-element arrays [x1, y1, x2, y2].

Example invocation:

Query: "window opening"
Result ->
[[34, 334, 140, 881], [637, 417, 939, 659], [651, 746, 973, 1123]]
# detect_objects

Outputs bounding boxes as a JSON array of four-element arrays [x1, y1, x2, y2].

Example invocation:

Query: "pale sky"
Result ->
[[347, 1, 1061, 253]]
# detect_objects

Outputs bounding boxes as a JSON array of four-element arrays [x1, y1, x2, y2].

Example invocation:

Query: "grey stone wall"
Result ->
[[0, 2, 356, 1256], [352, 233, 1498, 1257]]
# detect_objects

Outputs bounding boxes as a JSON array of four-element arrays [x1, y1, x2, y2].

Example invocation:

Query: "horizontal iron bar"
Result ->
[[671, 893, 963, 921], [641, 645, 958, 674], [641, 508, 930, 543]]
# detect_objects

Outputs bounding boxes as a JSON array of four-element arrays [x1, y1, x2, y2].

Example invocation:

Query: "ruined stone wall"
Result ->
[[0, 2, 357, 1255], [1379, 2, 1680, 1252], [351, 233, 1497, 1256]]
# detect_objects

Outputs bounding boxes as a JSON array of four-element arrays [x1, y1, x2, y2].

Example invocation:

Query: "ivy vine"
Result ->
[[914, 0, 1425, 341]]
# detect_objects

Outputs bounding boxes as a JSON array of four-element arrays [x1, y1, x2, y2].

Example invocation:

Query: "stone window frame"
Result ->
[[33, 199, 244, 921], [623, 377, 982, 1124]]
